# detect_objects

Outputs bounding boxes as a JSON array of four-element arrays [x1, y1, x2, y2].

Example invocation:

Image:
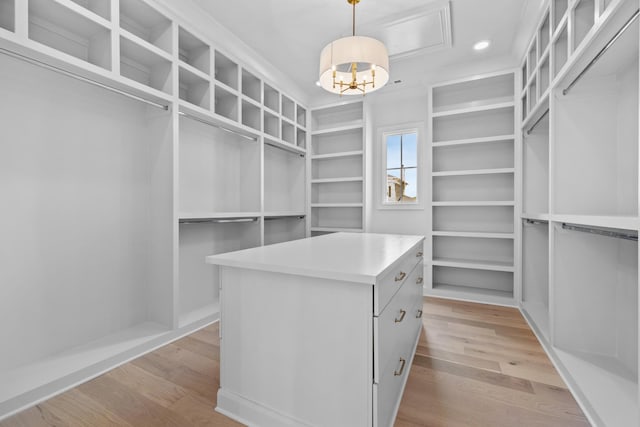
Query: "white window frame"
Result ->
[[378, 122, 425, 210]]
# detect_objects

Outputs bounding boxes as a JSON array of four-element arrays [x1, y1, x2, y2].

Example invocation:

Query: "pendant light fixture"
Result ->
[[318, 0, 389, 95]]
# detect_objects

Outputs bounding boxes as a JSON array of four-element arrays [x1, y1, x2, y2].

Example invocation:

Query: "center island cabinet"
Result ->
[[206, 232, 425, 427]]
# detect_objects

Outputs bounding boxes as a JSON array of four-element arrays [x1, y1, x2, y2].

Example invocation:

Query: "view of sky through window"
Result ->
[[386, 131, 418, 203]]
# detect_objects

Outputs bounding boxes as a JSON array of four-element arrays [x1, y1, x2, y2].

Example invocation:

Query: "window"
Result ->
[[381, 127, 421, 207]]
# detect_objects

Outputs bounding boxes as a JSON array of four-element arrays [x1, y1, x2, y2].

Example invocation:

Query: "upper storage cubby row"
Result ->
[[7, 0, 307, 146], [521, 0, 616, 123]]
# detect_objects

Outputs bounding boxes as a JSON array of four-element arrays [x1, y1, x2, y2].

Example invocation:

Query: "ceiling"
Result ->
[[192, 0, 542, 97]]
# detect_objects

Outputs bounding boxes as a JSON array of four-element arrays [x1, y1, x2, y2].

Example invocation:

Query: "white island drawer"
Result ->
[[374, 262, 423, 381], [375, 243, 423, 315]]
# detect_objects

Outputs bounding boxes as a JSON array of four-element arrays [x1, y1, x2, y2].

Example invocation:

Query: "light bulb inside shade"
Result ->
[[473, 40, 490, 51], [371, 64, 376, 70], [315, 81, 321, 87]]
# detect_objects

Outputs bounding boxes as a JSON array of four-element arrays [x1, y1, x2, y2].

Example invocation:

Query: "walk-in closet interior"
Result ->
[[0, 0, 638, 426]]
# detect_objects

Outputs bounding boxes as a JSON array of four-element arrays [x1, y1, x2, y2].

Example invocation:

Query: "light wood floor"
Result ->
[[1, 297, 589, 427]]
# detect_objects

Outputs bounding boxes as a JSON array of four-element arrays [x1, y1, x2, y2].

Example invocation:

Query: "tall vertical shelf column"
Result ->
[[427, 71, 518, 305], [309, 101, 365, 235]]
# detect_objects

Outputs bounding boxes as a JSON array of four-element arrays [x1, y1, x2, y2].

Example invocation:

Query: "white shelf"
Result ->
[[521, 213, 550, 221], [311, 150, 363, 160], [178, 303, 220, 328], [432, 168, 515, 177], [433, 201, 515, 207], [264, 211, 306, 218], [264, 136, 306, 156], [432, 99, 515, 117], [551, 214, 639, 231], [179, 60, 209, 82], [310, 122, 363, 136], [311, 203, 363, 208], [310, 227, 364, 233], [432, 231, 515, 239], [311, 177, 363, 184], [427, 284, 514, 305], [432, 134, 515, 147], [431, 257, 515, 272], [120, 28, 173, 62], [179, 212, 261, 221]]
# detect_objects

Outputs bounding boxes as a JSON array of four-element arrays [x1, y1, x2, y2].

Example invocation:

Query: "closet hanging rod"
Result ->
[[264, 140, 306, 157], [264, 215, 306, 221], [0, 47, 169, 111], [178, 111, 258, 142], [180, 217, 259, 224], [562, 9, 640, 96], [526, 109, 549, 135], [561, 223, 637, 241], [524, 218, 548, 225]]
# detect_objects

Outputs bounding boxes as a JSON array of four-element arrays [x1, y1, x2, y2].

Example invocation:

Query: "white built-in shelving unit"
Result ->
[[518, 0, 640, 425], [0, 0, 308, 420], [309, 101, 366, 236], [427, 71, 518, 305]]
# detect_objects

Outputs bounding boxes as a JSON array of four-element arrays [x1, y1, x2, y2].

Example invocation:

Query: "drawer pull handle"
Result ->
[[416, 309, 423, 318], [416, 251, 423, 257], [395, 272, 406, 282], [416, 277, 424, 285], [394, 358, 406, 376], [395, 309, 406, 323]]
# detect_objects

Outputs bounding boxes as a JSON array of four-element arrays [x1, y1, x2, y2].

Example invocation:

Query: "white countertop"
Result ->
[[206, 232, 424, 284]]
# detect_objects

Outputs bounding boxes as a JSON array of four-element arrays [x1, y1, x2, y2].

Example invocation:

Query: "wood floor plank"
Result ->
[[0, 297, 588, 427]]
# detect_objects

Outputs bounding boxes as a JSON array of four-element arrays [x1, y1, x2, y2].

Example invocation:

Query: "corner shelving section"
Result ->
[[309, 101, 365, 236], [428, 70, 517, 305], [517, 0, 640, 425]]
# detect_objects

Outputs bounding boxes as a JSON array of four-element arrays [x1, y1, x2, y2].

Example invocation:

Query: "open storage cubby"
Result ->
[[433, 235, 514, 265], [553, 24, 569, 77], [311, 101, 363, 131], [214, 50, 238, 90], [264, 110, 279, 138], [297, 105, 306, 127], [281, 121, 295, 144], [523, 113, 549, 214], [311, 206, 363, 230], [553, 222, 638, 426], [433, 173, 514, 202], [178, 27, 210, 74], [282, 95, 295, 122], [263, 83, 279, 112], [241, 100, 261, 131], [432, 139, 514, 172], [178, 219, 260, 327], [29, 0, 111, 70], [554, 21, 638, 216], [539, 54, 550, 94], [264, 217, 306, 246], [528, 44, 537, 77], [573, 0, 596, 50], [214, 85, 239, 121], [433, 73, 515, 114], [312, 156, 363, 180], [296, 128, 307, 149], [311, 128, 363, 155], [312, 181, 363, 205], [0, 53, 174, 406], [433, 267, 514, 297], [432, 107, 515, 142], [120, 36, 172, 93], [433, 206, 514, 233], [521, 220, 549, 338], [119, 0, 172, 54], [0, 0, 14, 33], [539, 12, 551, 54], [179, 65, 210, 109], [264, 145, 305, 213], [179, 116, 260, 214], [528, 77, 537, 111], [242, 69, 261, 103]]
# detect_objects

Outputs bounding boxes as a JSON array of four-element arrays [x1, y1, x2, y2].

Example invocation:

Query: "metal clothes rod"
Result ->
[[0, 47, 169, 111], [264, 140, 306, 157], [526, 109, 549, 135], [264, 216, 305, 221], [180, 217, 258, 224], [563, 9, 640, 96], [561, 223, 637, 241], [524, 218, 548, 225], [178, 111, 258, 142]]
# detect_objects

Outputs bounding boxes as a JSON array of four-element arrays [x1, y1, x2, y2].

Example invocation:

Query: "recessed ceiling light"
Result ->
[[474, 40, 490, 51]]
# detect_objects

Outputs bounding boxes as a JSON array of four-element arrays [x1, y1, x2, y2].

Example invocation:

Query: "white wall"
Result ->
[[365, 86, 429, 237]]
